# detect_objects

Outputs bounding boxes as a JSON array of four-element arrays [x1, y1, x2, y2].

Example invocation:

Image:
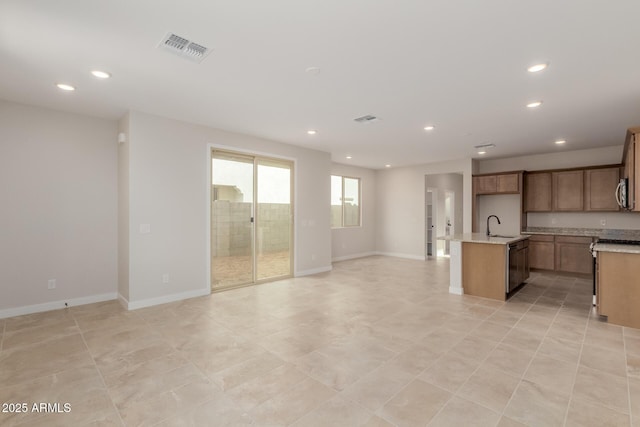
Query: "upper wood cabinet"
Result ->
[[473, 173, 520, 195], [584, 167, 620, 211], [474, 175, 497, 194], [524, 172, 552, 211], [497, 174, 519, 193], [524, 166, 621, 212], [552, 170, 584, 211]]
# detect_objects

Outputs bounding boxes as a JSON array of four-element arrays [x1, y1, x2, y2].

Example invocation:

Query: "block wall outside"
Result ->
[[331, 203, 360, 228], [212, 201, 291, 256]]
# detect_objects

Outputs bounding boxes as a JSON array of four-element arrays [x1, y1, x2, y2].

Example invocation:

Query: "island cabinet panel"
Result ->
[[584, 167, 620, 211], [528, 235, 555, 270], [462, 242, 506, 301], [552, 170, 584, 211], [555, 236, 593, 274], [598, 251, 640, 329], [525, 173, 552, 212]]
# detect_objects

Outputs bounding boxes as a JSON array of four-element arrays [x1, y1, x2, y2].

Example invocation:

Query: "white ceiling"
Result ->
[[1, 0, 639, 169]]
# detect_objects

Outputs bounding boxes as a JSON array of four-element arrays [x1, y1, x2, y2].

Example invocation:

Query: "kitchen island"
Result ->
[[440, 233, 530, 300], [594, 242, 640, 328]]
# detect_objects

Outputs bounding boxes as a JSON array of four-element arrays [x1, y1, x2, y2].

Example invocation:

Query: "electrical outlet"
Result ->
[[600, 219, 607, 226], [551, 217, 557, 225], [162, 274, 169, 284], [48, 279, 56, 289]]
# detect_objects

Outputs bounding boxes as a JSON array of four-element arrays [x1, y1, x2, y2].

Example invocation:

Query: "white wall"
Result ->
[[122, 111, 332, 308], [477, 194, 521, 236], [331, 163, 376, 261], [478, 146, 623, 173], [0, 100, 118, 316], [375, 158, 473, 259], [476, 145, 640, 231], [117, 114, 130, 301]]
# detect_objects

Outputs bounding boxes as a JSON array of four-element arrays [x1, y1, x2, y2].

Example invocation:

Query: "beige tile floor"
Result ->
[[0, 255, 638, 426]]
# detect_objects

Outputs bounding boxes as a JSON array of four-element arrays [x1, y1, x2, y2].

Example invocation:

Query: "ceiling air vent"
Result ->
[[354, 115, 380, 123], [158, 33, 212, 63], [474, 143, 496, 149]]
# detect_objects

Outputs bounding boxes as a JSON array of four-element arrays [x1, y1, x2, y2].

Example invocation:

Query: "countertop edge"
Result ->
[[594, 243, 640, 254], [439, 233, 529, 245]]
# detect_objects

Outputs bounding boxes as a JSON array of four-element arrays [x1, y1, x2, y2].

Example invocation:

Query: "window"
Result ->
[[331, 175, 361, 227]]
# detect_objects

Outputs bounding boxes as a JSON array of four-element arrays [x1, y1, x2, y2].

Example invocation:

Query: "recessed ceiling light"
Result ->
[[305, 67, 320, 75], [346, 156, 352, 160], [307, 130, 317, 135], [424, 125, 435, 131], [555, 139, 566, 145], [56, 83, 75, 91], [385, 164, 391, 168], [527, 101, 543, 108], [91, 70, 111, 79], [527, 63, 548, 73], [478, 151, 487, 155]]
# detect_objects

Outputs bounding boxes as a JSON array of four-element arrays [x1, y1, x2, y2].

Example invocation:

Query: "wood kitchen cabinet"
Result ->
[[527, 234, 593, 275], [528, 234, 555, 270], [497, 174, 519, 193], [462, 242, 507, 300], [474, 175, 497, 194], [552, 170, 584, 211], [584, 167, 620, 211], [472, 172, 524, 232], [597, 250, 640, 328], [473, 173, 520, 195], [524, 172, 552, 211], [555, 236, 593, 274]]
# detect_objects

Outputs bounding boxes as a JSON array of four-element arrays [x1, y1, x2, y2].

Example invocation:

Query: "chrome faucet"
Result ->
[[486, 215, 501, 236]]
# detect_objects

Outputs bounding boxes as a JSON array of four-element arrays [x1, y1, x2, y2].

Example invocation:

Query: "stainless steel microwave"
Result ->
[[616, 178, 629, 209]]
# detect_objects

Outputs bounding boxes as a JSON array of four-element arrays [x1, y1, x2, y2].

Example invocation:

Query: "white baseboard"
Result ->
[[375, 251, 426, 261], [331, 251, 377, 262], [123, 287, 211, 311], [449, 286, 464, 295], [295, 265, 332, 277], [0, 292, 118, 319]]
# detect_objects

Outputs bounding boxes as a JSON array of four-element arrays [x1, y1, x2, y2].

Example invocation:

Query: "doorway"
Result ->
[[425, 173, 463, 260], [211, 150, 293, 291]]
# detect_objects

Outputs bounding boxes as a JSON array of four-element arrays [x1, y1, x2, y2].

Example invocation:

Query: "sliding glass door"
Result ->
[[211, 150, 292, 291]]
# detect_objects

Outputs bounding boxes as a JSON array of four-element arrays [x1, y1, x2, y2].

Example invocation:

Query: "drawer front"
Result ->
[[555, 236, 594, 244], [528, 234, 554, 242]]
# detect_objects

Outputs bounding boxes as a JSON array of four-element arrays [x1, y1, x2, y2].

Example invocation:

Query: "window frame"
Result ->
[[331, 175, 361, 228]]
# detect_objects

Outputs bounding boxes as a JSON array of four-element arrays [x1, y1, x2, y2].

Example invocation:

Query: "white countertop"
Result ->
[[438, 233, 529, 245], [594, 243, 640, 254]]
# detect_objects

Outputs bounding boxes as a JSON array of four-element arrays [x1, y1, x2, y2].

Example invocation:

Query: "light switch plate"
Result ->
[[139, 224, 151, 234]]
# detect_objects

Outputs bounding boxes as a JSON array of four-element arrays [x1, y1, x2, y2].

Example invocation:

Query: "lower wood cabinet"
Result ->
[[527, 234, 593, 274], [528, 235, 555, 270], [555, 236, 593, 274]]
